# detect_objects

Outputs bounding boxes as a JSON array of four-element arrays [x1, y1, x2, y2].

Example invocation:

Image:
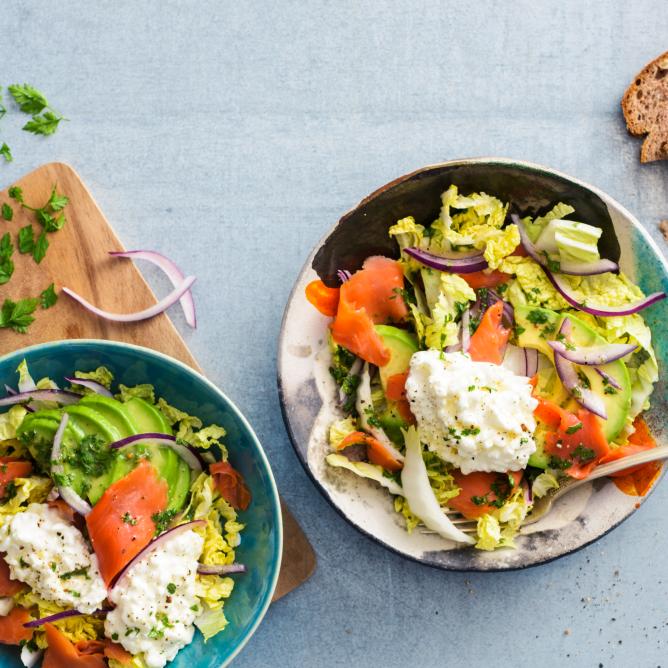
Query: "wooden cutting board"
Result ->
[[0, 162, 315, 601]]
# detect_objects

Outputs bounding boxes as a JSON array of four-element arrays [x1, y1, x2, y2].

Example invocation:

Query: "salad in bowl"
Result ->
[[304, 183, 665, 552], [0, 359, 254, 667]]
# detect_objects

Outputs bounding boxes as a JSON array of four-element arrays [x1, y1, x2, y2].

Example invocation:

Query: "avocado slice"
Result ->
[[78, 395, 138, 437], [374, 325, 419, 392], [378, 405, 408, 446], [516, 305, 631, 442], [116, 397, 191, 512]]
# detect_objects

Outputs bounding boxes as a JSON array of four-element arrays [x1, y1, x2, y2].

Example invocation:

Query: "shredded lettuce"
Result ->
[[499, 256, 569, 310], [16, 360, 37, 391], [475, 488, 529, 550], [535, 219, 602, 265], [0, 477, 52, 520], [157, 398, 227, 452], [109, 656, 148, 668], [73, 366, 114, 390], [326, 454, 403, 496], [532, 472, 559, 498], [0, 405, 27, 442], [117, 383, 155, 403], [14, 589, 103, 648], [521, 202, 575, 243], [328, 416, 358, 450], [195, 602, 229, 641]]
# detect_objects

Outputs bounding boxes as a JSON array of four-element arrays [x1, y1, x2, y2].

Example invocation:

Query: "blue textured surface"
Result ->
[[1, 1, 668, 666], [0, 341, 282, 668]]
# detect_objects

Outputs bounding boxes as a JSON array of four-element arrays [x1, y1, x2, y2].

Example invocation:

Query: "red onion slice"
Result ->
[[546, 271, 666, 316], [0, 389, 80, 408], [110, 432, 204, 471], [196, 563, 247, 575], [23, 608, 107, 628], [594, 367, 622, 390], [404, 247, 488, 274], [502, 344, 528, 376], [63, 275, 196, 323], [548, 341, 637, 366], [50, 413, 93, 516], [336, 269, 352, 283], [461, 308, 471, 352], [513, 214, 619, 276], [64, 377, 113, 398], [525, 348, 539, 377], [111, 520, 206, 590], [552, 319, 607, 418], [110, 250, 197, 328]]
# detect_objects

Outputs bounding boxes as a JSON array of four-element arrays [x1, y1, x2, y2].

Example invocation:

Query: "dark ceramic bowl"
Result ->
[[278, 158, 668, 571]]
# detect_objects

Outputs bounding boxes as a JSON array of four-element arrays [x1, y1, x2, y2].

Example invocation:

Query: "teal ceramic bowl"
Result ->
[[0, 339, 282, 668]]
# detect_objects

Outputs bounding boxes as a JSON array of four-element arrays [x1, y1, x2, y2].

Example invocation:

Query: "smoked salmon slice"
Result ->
[[42, 623, 106, 668], [0, 607, 33, 645], [86, 460, 168, 586], [330, 256, 408, 366]]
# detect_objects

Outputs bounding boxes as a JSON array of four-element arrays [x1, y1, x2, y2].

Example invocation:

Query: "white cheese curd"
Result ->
[[0, 597, 14, 616], [0, 503, 106, 614], [405, 350, 538, 473], [105, 529, 204, 668]]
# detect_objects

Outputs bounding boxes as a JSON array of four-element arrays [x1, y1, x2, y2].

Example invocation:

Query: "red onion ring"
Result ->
[[196, 563, 247, 575], [404, 247, 488, 274], [336, 269, 352, 283], [110, 520, 206, 590], [545, 271, 666, 316], [110, 432, 204, 471], [0, 389, 80, 408], [63, 275, 196, 323], [525, 348, 539, 377], [64, 377, 113, 398], [548, 341, 637, 366], [23, 608, 107, 628], [512, 214, 619, 276], [594, 367, 622, 390], [109, 250, 196, 328], [461, 308, 471, 352], [50, 413, 93, 516], [552, 319, 607, 418], [502, 344, 528, 376]]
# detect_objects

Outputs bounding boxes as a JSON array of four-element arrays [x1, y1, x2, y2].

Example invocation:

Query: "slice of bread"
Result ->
[[622, 51, 668, 162]]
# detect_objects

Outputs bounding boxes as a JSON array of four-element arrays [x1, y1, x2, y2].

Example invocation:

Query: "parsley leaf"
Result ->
[[565, 421, 583, 435], [40, 283, 57, 309], [17, 225, 34, 254], [152, 509, 177, 535], [8, 186, 23, 204], [0, 298, 39, 333], [1, 203, 12, 221], [48, 186, 69, 211], [8, 84, 48, 114], [572, 444, 596, 463], [0, 143, 11, 163], [32, 230, 48, 264], [23, 111, 64, 136], [0, 232, 14, 285]]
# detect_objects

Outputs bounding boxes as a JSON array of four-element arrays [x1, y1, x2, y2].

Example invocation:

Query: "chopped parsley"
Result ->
[[461, 426, 481, 437], [148, 627, 165, 640], [604, 386, 618, 395], [576, 370, 591, 389], [526, 309, 550, 325], [548, 455, 572, 470], [565, 422, 583, 434], [60, 566, 90, 580], [167, 583, 177, 595], [0, 480, 17, 503], [122, 512, 138, 526], [467, 385, 476, 392], [152, 509, 177, 535], [64, 434, 114, 477], [572, 444, 596, 463]]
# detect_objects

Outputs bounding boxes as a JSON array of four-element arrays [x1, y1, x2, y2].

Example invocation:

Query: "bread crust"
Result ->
[[622, 50, 668, 162]]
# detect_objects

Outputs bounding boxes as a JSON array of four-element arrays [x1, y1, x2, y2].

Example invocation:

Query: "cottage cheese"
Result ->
[[0, 503, 106, 614], [405, 350, 538, 473], [105, 529, 204, 668]]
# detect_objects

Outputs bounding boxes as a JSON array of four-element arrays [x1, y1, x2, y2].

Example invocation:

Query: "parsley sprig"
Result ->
[[8, 84, 66, 136]]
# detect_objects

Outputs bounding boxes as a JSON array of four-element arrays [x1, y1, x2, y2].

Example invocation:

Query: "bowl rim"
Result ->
[[0, 337, 283, 666], [278, 156, 668, 572]]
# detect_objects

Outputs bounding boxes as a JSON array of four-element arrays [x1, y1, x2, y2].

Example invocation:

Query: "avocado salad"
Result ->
[[0, 361, 250, 667], [305, 185, 664, 551]]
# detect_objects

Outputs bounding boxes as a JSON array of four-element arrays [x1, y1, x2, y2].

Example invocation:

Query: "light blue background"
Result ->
[[2, 2, 668, 666]]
